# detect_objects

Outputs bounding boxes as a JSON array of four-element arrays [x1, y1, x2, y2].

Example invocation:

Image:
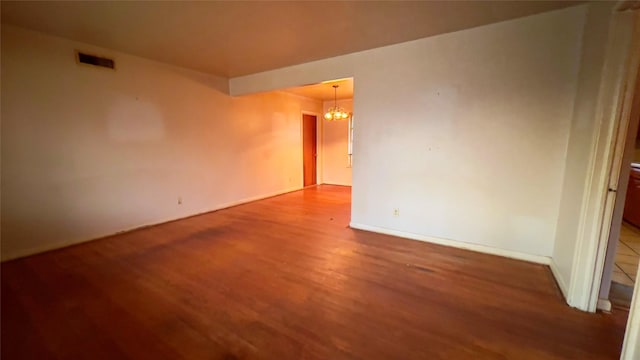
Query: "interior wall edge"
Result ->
[[229, 55, 355, 96]]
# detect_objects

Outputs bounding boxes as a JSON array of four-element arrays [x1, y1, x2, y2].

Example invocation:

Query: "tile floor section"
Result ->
[[613, 222, 640, 287]]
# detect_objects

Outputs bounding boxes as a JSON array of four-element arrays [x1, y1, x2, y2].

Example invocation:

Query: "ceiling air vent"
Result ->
[[76, 51, 115, 70]]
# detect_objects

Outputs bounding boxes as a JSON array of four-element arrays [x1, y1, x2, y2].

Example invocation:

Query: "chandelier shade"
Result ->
[[324, 85, 350, 121]]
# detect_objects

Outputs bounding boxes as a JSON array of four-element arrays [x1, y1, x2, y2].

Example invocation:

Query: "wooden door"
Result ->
[[302, 114, 317, 187], [624, 167, 640, 227]]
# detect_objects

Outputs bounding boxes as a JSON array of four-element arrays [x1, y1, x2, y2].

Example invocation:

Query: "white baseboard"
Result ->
[[549, 258, 569, 300], [213, 186, 302, 210], [349, 222, 551, 265], [597, 298, 612, 312], [321, 182, 352, 187], [1, 186, 303, 262], [2, 235, 110, 263]]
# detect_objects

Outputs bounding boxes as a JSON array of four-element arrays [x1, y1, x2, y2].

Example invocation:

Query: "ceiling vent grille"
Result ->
[[76, 51, 115, 70]]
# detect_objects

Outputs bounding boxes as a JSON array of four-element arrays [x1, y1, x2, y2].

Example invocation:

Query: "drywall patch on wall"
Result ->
[[107, 96, 166, 142]]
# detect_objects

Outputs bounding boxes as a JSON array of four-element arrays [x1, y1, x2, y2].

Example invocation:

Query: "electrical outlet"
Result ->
[[393, 208, 399, 217], [178, 197, 182, 205]]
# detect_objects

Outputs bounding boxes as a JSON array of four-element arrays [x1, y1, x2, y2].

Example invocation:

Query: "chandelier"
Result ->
[[324, 85, 350, 121]]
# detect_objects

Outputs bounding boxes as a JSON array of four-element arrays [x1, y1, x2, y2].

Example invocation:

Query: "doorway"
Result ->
[[302, 114, 317, 187], [600, 118, 640, 310], [598, 41, 640, 311]]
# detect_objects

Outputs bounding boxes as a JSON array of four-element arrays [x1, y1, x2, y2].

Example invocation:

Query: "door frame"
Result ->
[[565, 4, 640, 313], [621, 68, 640, 357], [598, 52, 640, 310], [301, 111, 322, 187]]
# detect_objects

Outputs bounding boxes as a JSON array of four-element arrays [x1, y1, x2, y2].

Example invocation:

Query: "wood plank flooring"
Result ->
[[1, 185, 629, 359]]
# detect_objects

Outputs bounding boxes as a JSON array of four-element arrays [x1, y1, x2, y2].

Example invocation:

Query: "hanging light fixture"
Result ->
[[324, 85, 350, 121]]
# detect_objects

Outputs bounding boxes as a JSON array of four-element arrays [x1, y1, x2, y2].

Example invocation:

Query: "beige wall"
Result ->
[[231, 6, 589, 259], [1, 24, 322, 260], [349, 6, 585, 258], [322, 99, 353, 186]]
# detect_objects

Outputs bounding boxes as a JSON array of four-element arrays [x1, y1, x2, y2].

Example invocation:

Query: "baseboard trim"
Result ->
[[213, 187, 303, 210], [597, 298, 612, 312], [349, 222, 551, 265], [549, 258, 569, 300], [321, 182, 352, 187], [1, 186, 303, 262]]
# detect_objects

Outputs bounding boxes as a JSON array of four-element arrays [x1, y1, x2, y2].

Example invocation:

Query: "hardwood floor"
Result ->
[[1, 185, 628, 359]]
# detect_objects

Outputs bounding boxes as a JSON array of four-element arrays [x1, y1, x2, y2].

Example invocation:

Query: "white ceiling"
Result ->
[[1, 1, 582, 78], [283, 78, 354, 101]]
